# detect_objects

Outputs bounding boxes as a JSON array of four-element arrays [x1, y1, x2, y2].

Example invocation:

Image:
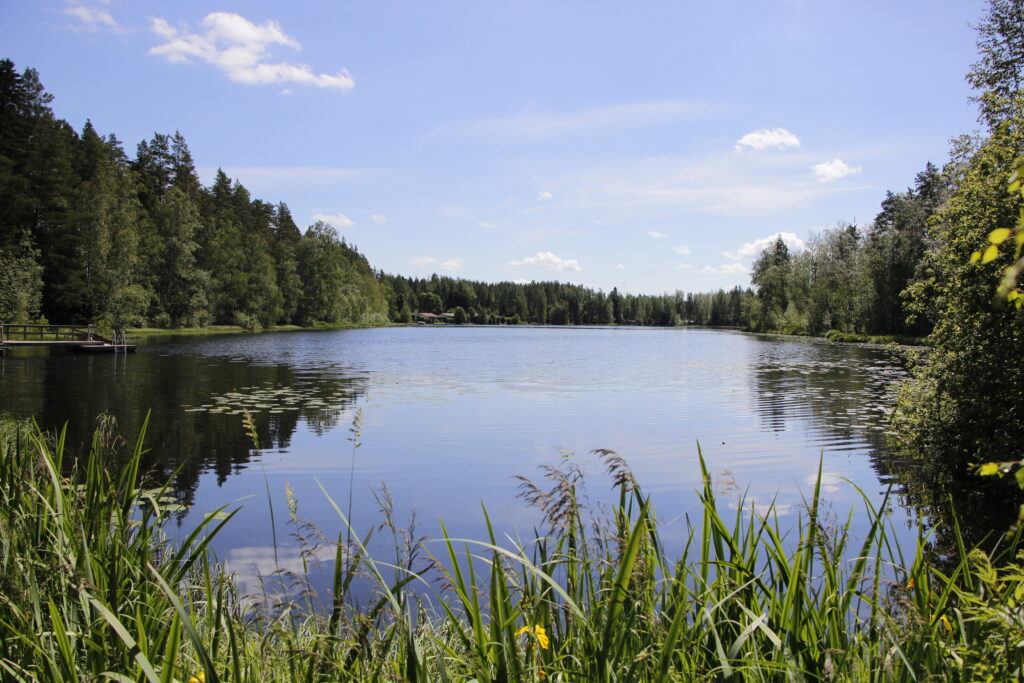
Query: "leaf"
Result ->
[[978, 462, 1000, 476], [1015, 467, 1024, 490], [981, 245, 999, 263], [989, 228, 1012, 244]]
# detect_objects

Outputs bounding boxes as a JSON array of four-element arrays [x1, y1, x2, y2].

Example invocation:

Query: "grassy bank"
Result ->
[[125, 321, 393, 337], [1, 417, 1022, 681]]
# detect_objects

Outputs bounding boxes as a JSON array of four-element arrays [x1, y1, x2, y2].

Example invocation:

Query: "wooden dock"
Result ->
[[0, 324, 135, 354]]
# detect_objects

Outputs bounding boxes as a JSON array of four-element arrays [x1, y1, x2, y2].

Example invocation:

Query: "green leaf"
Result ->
[[1015, 467, 1024, 490], [978, 462, 1000, 476], [989, 228, 1012, 244], [981, 245, 999, 263]]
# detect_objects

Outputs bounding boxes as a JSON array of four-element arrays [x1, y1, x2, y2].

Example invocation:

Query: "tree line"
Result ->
[[888, 0, 1024, 466], [745, 163, 944, 338], [378, 161, 947, 337], [0, 54, 953, 341], [378, 274, 748, 327], [377, 160, 944, 338], [0, 55, 955, 340], [0, 59, 387, 330]]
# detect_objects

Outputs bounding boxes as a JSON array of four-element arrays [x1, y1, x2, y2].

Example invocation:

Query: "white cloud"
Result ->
[[512, 278, 532, 285], [440, 258, 463, 271], [677, 263, 693, 270], [311, 212, 354, 227], [735, 127, 801, 152], [509, 251, 581, 271], [369, 213, 387, 224], [614, 264, 626, 270], [536, 191, 553, 201], [64, 2, 123, 32], [409, 256, 438, 266], [806, 471, 843, 493], [811, 158, 862, 183], [701, 263, 750, 275], [648, 231, 669, 239], [479, 221, 497, 229], [148, 12, 355, 91], [226, 545, 333, 598], [462, 100, 708, 139], [673, 244, 691, 255], [723, 232, 805, 260]]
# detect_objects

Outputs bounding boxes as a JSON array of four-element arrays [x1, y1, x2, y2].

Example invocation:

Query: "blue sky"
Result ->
[[1, 1, 985, 294]]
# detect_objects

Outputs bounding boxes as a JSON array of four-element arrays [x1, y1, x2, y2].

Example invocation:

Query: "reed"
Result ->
[[1, 415, 1022, 681]]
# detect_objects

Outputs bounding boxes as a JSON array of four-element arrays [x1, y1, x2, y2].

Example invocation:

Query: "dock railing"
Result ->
[[0, 323, 102, 343]]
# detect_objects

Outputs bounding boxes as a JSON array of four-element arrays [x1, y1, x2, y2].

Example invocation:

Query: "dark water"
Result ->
[[1, 326, 915, 596]]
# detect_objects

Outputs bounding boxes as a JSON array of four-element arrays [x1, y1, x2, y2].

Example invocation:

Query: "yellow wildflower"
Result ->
[[515, 624, 550, 650], [187, 673, 206, 683], [940, 614, 953, 632], [906, 578, 915, 590]]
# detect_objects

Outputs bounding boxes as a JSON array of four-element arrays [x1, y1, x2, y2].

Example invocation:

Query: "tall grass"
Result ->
[[1, 415, 1022, 681]]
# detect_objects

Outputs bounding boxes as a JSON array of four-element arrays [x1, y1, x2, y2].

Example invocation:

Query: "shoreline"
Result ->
[[125, 321, 928, 348]]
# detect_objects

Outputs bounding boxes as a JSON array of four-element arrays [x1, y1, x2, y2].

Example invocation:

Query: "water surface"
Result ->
[[0, 326, 911, 596]]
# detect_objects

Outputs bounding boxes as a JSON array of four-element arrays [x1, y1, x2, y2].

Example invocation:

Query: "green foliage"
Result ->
[[745, 190, 943, 339], [891, 0, 1024, 463], [0, 234, 43, 322], [863, 164, 946, 335], [966, 0, 1024, 131], [4, 417, 1024, 680], [293, 222, 387, 325], [416, 290, 444, 315], [0, 60, 390, 330], [749, 236, 792, 330], [380, 272, 752, 328]]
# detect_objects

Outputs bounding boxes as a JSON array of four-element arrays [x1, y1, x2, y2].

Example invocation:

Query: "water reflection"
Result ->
[[7, 326, 1016, 572], [876, 445, 1024, 566], [0, 335, 367, 502], [749, 336, 902, 449]]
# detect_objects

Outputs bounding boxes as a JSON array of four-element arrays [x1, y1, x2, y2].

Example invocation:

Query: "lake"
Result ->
[[0, 325, 913, 597]]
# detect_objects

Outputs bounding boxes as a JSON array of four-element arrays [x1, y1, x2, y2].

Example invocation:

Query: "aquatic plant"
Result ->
[[1, 415, 1022, 681]]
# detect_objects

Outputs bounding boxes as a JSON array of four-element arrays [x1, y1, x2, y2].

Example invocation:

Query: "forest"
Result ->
[[2, 0, 1024, 471], [0, 59, 387, 331], [3, 1, 1024, 679], [0, 55, 947, 338], [377, 163, 942, 337]]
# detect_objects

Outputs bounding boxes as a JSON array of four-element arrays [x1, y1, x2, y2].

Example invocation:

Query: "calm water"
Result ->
[[0, 326, 912, 595]]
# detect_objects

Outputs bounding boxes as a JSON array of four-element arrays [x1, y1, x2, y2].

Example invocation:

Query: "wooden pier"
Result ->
[[0, 324, 135, 354]]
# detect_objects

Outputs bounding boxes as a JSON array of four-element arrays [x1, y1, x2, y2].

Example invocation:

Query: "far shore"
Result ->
[[124, 321, 927, 348]]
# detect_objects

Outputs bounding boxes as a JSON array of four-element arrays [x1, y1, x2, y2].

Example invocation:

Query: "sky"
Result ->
[[0, 0, 988, 294]]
